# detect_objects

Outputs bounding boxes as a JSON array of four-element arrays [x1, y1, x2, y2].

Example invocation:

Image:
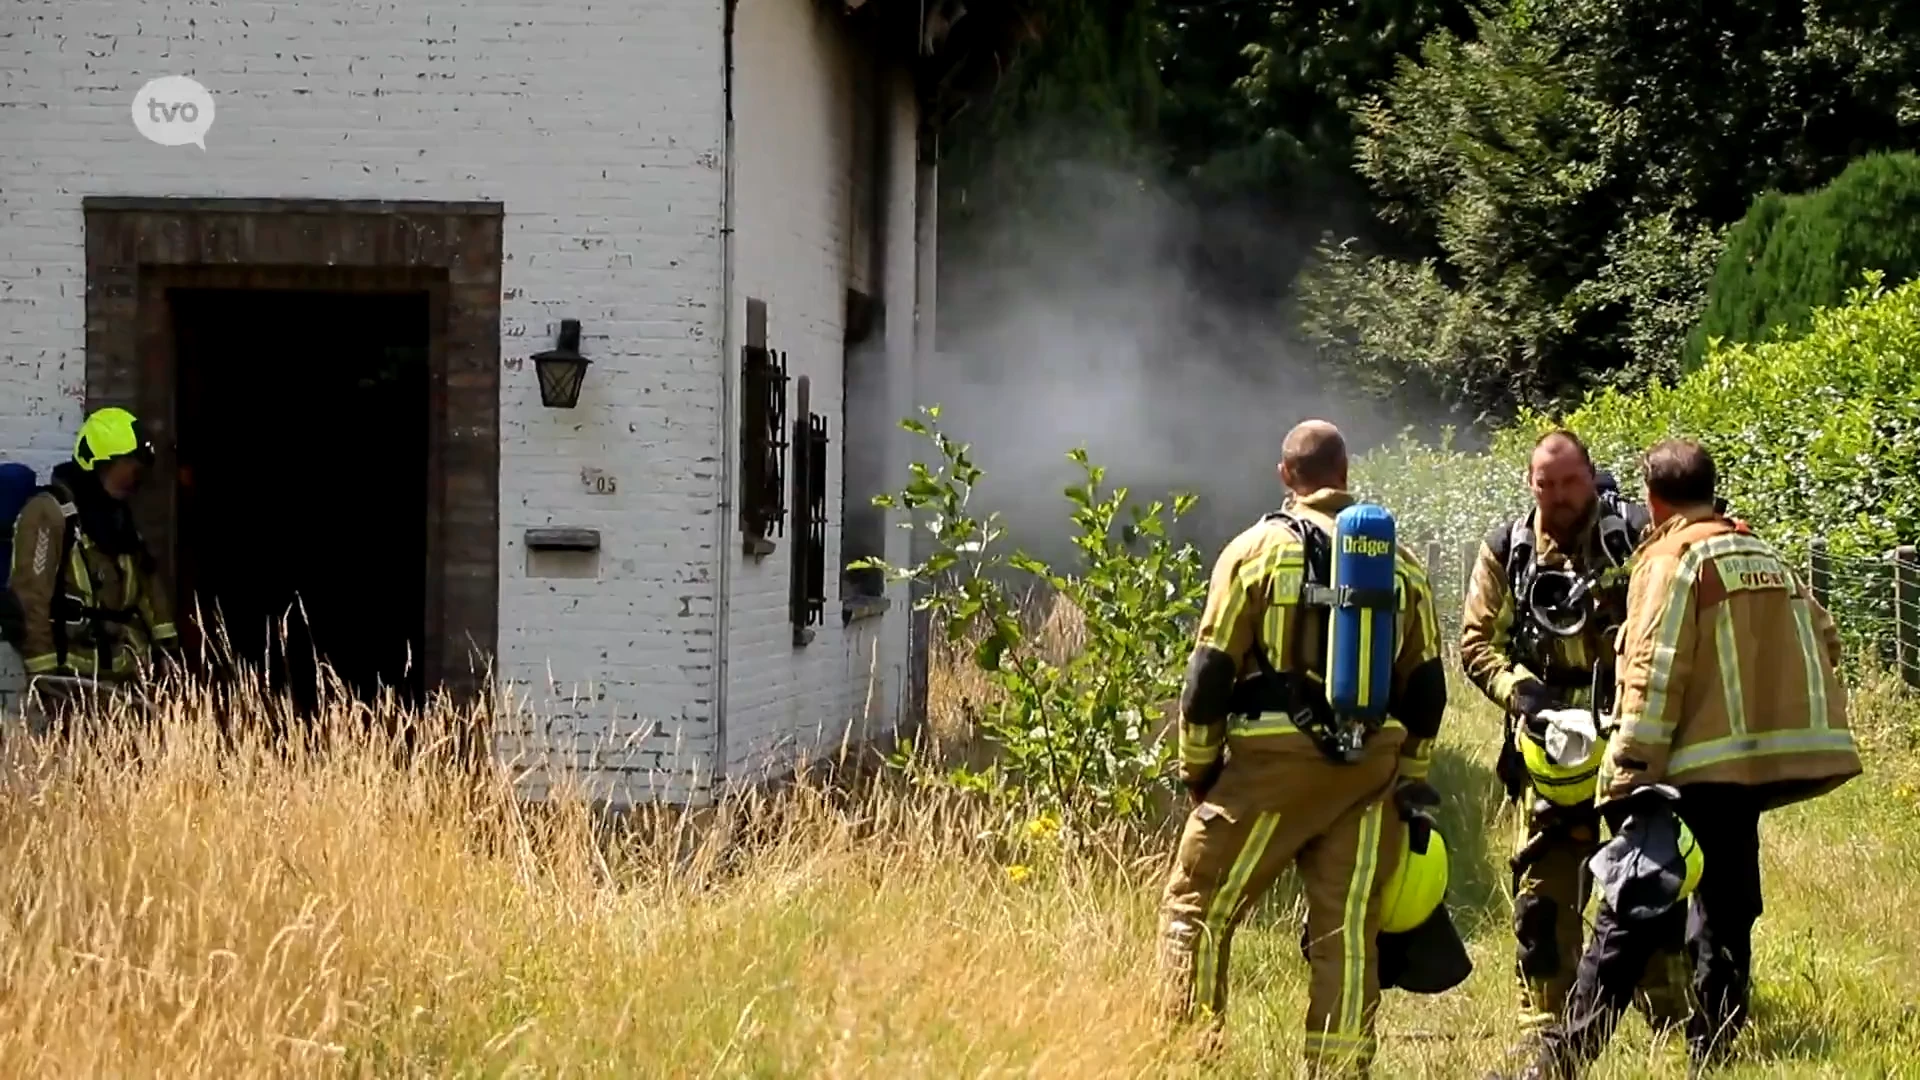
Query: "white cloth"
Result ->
[[1536, 706, 1600, 766]]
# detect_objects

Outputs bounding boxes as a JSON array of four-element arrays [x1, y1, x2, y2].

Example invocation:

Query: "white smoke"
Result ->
[[923, 157, 1438, 563]]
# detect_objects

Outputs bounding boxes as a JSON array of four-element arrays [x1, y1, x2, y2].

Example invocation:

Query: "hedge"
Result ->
[[1683, 150, 1920, 373], [1354, 273, 1920, 651]]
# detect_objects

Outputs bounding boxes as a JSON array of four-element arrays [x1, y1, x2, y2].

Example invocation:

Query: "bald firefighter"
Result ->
[[1157, 419, 1448, 1078], [1459, 430, 1691, 1031], [4, 408, 178, 717], [1497, 438, 1862, 1079]]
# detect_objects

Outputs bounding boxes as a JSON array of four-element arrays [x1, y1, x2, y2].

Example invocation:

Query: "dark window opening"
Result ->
[[841, 287, 891, 614], [172, 286, 430, 716], [740, 297, 788, 558], [791, 375, 829, 645]]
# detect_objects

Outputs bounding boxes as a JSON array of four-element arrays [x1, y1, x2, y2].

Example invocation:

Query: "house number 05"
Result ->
[[582, 468, 618, 495]]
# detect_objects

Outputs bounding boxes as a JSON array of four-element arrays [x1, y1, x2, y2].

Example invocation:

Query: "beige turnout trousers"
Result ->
[[1158, 721, 1405, 1077]]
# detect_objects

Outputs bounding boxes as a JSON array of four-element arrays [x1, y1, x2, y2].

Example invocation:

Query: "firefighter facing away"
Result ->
[[1496, 438, 1862, 1079], [1458, 430, 1692, 1030], [1157, 419, 1448, 1077], [4, 408, 178, 695]]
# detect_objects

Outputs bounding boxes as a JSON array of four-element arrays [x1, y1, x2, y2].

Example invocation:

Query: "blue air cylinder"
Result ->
[[1326, 502, 1399, 720]]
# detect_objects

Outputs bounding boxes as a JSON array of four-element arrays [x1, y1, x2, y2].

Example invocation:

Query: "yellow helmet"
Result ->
[[74, 407, 155, 472], [1379, 817, 1449, 934], [1519, 714, 1604, 806], [1593, 785, 1707, 918]]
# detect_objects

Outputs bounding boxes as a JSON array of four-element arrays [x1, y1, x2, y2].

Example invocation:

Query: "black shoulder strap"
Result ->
[[1595, 492, 1646, 567], [1502, 510, 1536, 593], [43, 482, 81, 551], [1484, 519, 1512, 566], [1268, 509, 1330, 587], [1247, 509, 1328, 679], [1271, 508, 1399, 611]]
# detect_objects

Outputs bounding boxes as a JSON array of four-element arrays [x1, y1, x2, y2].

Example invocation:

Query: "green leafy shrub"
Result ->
[[1359, 273, 1920, 657], [1685, 151, 1920, 372], [853, 407, 1210, 835]]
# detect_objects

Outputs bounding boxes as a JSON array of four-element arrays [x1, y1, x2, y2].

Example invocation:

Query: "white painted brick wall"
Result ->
[[0, 0, 729, 802], [0, 0, 920, 800], [726, 0, 920, 780]]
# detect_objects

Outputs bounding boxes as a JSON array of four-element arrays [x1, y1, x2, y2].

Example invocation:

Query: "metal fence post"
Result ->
[[1897, 546, 1919, 690], [1809, 538, 1830, 609]]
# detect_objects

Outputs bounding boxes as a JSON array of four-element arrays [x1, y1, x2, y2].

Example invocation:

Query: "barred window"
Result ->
[[739, 297, 788, 557], [841, 287, 890, 611], [790, 375, 830, 644]]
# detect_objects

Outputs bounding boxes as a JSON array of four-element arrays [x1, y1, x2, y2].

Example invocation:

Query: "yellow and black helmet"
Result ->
[[74, 407, 156, 472], [1379, 816, 1450, 934], [1519, 710, 1604, 806], [1591, 785, 1707, 919]]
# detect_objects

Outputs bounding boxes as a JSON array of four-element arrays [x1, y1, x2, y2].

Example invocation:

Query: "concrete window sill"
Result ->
[[842, 594, 891, 625]]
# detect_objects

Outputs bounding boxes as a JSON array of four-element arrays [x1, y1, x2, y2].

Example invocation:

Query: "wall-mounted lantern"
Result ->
[[532, 319, 592, 408]]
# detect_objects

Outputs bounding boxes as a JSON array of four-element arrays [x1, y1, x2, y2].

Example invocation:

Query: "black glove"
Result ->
[[1185, 761, 1224, 807], [1511, 677, 1557, 720], [1394, 776, 1442, 820]]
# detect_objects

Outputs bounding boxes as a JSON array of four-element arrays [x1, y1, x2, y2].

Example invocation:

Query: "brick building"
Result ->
[[0, 0, 1027, 804]]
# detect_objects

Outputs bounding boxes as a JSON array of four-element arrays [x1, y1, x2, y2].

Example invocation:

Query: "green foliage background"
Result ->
[[935, 0, 1920, 424], [1685, 151, 1920, 372], [1351, 275, 1920, 653]]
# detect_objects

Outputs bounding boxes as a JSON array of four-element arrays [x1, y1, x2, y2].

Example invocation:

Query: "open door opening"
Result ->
[[172, 287, 432, 716]]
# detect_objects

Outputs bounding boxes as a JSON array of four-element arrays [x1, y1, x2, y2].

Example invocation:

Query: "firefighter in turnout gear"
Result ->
[[4, 408, 178, 702], [1496, 438, 1863, 1080], [1157, 420, 1449, 1078], [1458, 431, 1691, 1031]]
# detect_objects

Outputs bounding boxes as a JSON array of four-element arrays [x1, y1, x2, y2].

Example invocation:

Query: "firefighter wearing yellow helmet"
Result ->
[[1458, 429, 1691, 1031], [1156, 421, 1450, 1078], [3, 408, 178, 710], [1493, 439, 1862, 1080]]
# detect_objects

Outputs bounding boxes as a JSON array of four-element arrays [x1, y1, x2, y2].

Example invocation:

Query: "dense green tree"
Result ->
[[1686, 151, 1920, 369], [935, 0, 1163, 275], [936, 0, 1483, 315], [1295, 0, 1920, 421]]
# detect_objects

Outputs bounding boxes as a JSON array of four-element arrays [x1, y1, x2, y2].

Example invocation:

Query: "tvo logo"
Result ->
[[131, 75, 216, 149]]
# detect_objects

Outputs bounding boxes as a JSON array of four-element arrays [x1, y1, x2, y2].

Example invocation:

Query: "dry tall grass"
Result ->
[[2, 627, 1918, 1077]]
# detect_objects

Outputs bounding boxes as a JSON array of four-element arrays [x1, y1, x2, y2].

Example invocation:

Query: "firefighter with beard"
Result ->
[[1157, 419, 1449, 1078], [1458, 430, 1691, 1032], [1493, 438, 1862, 1080]]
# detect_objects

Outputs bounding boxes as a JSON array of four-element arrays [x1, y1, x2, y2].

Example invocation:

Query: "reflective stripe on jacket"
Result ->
[[1178, 488, 1445, 782], [1599, 508, 1861, 807]]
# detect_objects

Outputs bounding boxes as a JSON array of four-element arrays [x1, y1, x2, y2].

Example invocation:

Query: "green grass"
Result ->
[[0, 658, 1915, 1077]]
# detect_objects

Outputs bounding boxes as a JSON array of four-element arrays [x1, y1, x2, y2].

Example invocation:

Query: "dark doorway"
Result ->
[[172, 287, 432, 714]]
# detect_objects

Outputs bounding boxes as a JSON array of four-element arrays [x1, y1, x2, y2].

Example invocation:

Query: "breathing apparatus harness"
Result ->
[[1227, 508, 1397, 765], [1494, 490, 1647, 832], [1504, 493, 1640, 686]]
